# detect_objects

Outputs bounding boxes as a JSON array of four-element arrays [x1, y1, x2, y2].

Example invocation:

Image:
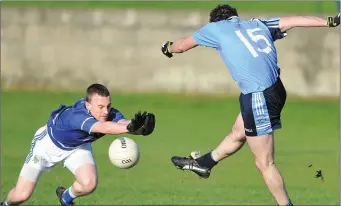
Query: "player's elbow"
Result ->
[[279, 22, 292, 32], [174, 36, 198, 53], [279, 17, 294, 32]]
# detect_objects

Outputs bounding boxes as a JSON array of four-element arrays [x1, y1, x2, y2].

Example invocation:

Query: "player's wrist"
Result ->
[[167, 41, 174, 53], [327, 17, 333, 27]]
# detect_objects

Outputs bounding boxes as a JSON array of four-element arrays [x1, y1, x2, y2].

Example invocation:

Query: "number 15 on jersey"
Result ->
[[235, 28, 273, 58]]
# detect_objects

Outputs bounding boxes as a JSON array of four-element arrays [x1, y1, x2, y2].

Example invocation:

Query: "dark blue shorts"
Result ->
[[239, 78, 287, 136]]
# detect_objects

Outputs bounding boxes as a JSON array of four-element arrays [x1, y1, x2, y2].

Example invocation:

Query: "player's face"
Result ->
[[86, 94, 111, 122]]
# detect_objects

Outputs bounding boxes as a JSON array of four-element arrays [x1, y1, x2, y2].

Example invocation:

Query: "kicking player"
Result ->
[[1, 83, 156, 206], [161, 4, 340, 206]]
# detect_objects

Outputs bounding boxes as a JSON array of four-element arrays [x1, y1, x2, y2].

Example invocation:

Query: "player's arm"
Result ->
[[90, 121, 129, 134], [161, 36, 198, 57], [279, 14, 340, 32], [110, 110, 156, 136], [89, 109, 130, 134], [71, 113, 130, 135], [109, 109, 142, 135], [90, 112, 155, 136], [117, 119, 132, 125], [117, 119, 140, 135], [161, 23, 218, 58]]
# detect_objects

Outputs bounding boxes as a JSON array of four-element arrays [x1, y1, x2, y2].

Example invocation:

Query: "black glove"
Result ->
[[161, 41, 173, 58], [141, 113, 155, 136], [127, 111, 147, 133], [126, 111, 156, 136], [327, 13, 340, 27]]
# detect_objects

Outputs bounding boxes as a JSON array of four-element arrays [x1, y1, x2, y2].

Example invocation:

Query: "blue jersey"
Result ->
[[192, 16, 287, 94], [46, 98, 125, 150]]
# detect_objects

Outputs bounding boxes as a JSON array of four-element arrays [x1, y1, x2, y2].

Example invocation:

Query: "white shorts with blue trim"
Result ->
[[19, 125, 95, 182]]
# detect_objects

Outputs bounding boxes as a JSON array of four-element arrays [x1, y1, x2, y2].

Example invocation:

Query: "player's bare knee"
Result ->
[[255, 159, 275, 173], [231, 125, 246, 142], [79, 176, 97, 194]]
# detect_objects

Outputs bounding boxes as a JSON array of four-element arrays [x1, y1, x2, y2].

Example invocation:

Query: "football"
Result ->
[[108, 137, 140, 169]]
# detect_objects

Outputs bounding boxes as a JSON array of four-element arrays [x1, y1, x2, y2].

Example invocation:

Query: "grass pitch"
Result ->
[[1, 91, 339, 205]]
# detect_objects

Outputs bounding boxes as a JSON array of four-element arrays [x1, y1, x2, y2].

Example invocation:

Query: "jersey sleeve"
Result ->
[[255, 17, 287, 41], [192, 23, 219, 48], [109, 108, 126, 123], [70, 112, 99, 134]]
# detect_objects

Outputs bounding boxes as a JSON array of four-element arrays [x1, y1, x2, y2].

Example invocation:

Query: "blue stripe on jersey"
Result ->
[[25, 129, 47, 163], [251, 92, 272, 136]]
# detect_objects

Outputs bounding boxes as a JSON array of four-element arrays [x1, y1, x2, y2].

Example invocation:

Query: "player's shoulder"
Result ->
[[249, 17, 280, 24], [247, 17, 265, 24], [70, 98, 92, 118], [72, 98, 86, 108], [198, 22, 217, 30]]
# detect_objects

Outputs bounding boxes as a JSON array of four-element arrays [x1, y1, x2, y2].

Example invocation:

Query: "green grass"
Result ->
[[1, 91, 340, 205], [1, 1, 339, 14]]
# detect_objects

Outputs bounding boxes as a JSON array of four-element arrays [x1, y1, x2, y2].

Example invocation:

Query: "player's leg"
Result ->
[[2, 126, 50, 206], [57, 143, 97, 206], [211, 112, 246, 161], [246, 132, 292, 206], [244, 78, 292, 205], [171, 112, 246, 178], [191, 112, 246, 167], [70, 163, 97, 197], [2, 165, 42, 206]]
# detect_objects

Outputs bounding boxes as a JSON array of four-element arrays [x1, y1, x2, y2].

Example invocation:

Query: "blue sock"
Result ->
[[61, 187, 77, 205]]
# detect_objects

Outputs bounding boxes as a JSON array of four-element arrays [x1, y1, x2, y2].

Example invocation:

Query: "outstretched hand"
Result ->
[[126, 111, 147, 133], [127, 111, 156, 136], [328, 13, 340, 27], [161, 41, 173, 58], [142, 113, 155, 136]]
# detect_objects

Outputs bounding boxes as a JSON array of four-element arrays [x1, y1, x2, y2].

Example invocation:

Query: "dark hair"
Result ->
[[209, 4, 238, 23], [86, 83, 110, 102]]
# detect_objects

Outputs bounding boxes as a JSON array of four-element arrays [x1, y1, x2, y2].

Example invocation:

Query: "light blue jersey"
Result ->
[[192, 16, 287, 94]]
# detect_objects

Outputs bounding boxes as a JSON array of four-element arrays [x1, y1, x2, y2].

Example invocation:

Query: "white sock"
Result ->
[[68, 187, 77, 198]]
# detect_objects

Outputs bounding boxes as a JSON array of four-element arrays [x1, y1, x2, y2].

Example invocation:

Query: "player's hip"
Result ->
[[239, 78, 286, 136], [236, 68, 281, 94], [25, 125, 92, 168]]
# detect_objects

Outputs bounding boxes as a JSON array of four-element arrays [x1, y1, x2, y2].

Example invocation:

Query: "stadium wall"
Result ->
[[1, 7, 340, 97]]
